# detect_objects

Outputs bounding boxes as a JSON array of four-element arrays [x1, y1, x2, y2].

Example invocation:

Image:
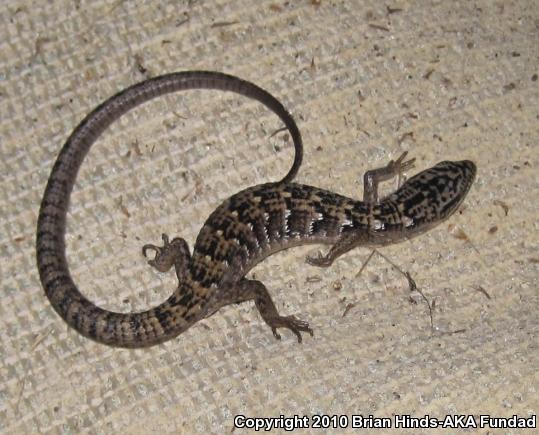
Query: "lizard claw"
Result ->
[[142, 234, 190, 273], [142, 233, 170, 259], [269, 315, 314, 343], [306, 252, 332, 267], [393, 151, 416, 173]]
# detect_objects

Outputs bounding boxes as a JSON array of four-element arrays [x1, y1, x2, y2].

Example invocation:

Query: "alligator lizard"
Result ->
[[36, 71, 476, 347]]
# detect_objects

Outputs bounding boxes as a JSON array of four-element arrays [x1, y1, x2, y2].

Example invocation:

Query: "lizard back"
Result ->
[[36, 71, 476, 347]]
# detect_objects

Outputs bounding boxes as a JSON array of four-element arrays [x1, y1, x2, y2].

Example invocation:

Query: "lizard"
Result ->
[[36, 71, 476, 348]]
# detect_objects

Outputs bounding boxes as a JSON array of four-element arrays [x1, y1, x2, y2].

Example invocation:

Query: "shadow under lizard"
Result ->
[[36, 71, 476, 347]]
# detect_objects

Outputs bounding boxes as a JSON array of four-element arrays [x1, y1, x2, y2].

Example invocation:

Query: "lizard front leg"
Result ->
[[306, 152, 415, 268], [306, 231, 370, 267], [363, 151, 415, 203]]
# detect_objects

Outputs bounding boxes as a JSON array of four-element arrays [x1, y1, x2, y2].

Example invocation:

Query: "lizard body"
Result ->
[[36, 71, 476, 347]]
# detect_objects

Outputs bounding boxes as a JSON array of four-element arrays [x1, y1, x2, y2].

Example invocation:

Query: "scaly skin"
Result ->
[[36, 71, 476, 347]]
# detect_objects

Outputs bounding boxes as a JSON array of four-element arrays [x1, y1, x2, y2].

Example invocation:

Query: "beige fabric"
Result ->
[[1, 0, 537, 433]]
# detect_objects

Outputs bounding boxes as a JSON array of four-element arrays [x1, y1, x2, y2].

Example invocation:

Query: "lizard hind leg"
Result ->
[[232, 279, 314, 343], [142, 233, 191, 281]]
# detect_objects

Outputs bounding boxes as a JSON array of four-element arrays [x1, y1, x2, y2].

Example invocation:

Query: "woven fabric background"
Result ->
[[1, 0, 537, 433]]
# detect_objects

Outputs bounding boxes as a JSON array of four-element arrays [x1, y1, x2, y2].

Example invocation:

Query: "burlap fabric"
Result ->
[[1, 1, 537, 433]]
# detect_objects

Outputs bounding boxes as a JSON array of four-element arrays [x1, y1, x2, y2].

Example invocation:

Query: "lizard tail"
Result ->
[[36, 71, 302, 347]]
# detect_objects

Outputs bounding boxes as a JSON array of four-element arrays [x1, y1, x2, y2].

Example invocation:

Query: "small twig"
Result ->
[[210, 20, 239, 28], [342, 302, 357, 318], [387, 6, 403, 14], [269, 126, 287, 138], [355, 250, 376, 277], [117, 196, 131, 218], [493, 199, 509, 216], [175, 15, 190, 27], [30, 328, 53, 351], [15, 377, 27, 413], [134, 53, 148, 75], [405, 271, 434, 331], [473, 285, 491, 300], [448, 224, 480, 255], [423, 69, 435, 79], [370, 249, 402, 273], [437, 328, 467, 336], [180, 187, 195, 202], [369, 23, 390, 31], [356, 249, 436, 331]]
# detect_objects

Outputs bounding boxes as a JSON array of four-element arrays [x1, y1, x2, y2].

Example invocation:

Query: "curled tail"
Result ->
[[36, 71, 303, 347]]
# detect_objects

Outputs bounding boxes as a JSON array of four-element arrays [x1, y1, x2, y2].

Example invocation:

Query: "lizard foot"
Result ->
[[268, 315, 314, 343], [387, 151, 416, 175], [142, 233, 190, 274]]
